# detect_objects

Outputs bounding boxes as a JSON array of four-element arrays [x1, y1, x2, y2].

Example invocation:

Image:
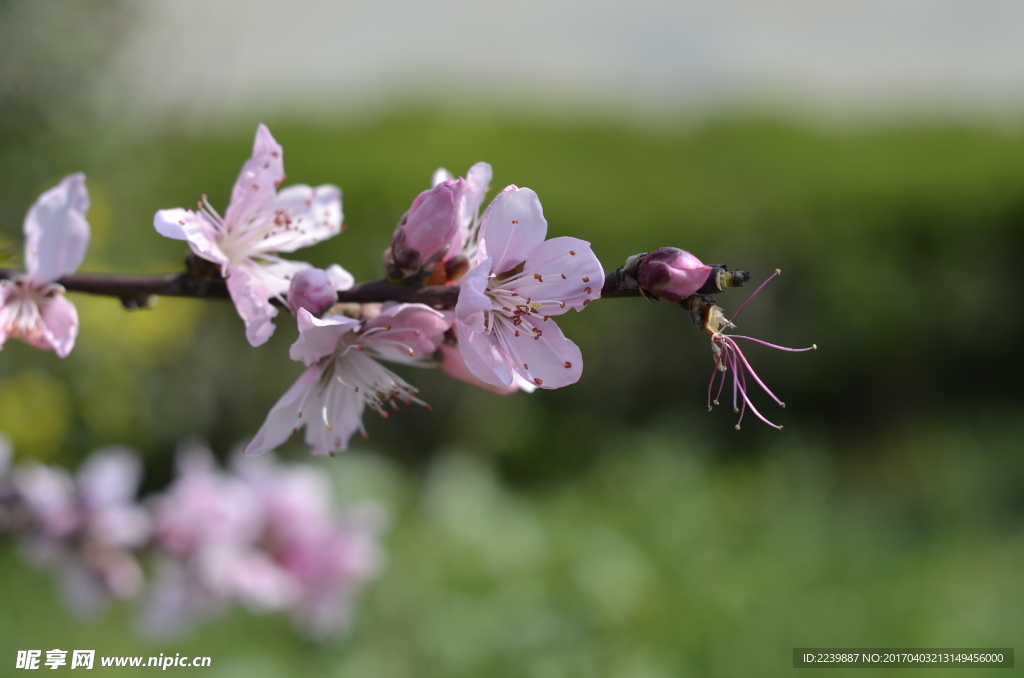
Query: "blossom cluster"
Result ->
[[0, 124, 814, 452], [0, 435, 383, 639]]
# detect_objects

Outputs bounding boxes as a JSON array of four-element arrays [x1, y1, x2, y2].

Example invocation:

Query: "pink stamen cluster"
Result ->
[[705, 270, 816, 430]]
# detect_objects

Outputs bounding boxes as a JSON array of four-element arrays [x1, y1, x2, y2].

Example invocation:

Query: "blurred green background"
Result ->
[[2, 1, 1024, 676]]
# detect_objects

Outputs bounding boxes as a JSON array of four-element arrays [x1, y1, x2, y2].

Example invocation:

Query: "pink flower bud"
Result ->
[[386, 180, 464, 278], [636, 247, 713, 302], [288, 269, 337, 315]]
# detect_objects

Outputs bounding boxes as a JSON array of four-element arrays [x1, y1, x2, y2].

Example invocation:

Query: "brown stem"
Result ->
[[0, 267, 644, 310]]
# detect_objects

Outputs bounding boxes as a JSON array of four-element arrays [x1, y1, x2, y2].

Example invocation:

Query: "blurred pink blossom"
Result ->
[[13, 447, 150, 616], [455, 186, 604, 390], [154, 124, 350, 346], [143, 443, 385, 639], [0, 174, 90, 357]]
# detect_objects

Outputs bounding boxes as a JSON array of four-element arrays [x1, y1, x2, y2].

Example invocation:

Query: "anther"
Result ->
[[559, 301, 566, 308], [564, 361, 571, 368], [583, 299, 590, 306], [534, 378, 543, 385], [561, 274, 566, 279], [584, 287, 592, 294], [523, 363, 529, 369], [569, 250, 576, 255], [534, 273, 543, 282], [582, 276, 589, 282]]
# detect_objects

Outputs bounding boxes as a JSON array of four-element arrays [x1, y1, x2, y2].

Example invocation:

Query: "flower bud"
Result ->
[[385, 179, 465, 281], [636, 247, 713, 302], [287, 268, 337, 316]]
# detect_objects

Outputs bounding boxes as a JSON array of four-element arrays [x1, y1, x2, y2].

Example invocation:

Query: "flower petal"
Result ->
[[453, 259, 493, 334], [244, 365, 322, 456], [431, 168, 453, 187], [24, 173, 91, 284], [437, 343, 517, 395], [76, 447, 142, 508], [325, 264, 354, 291], [226, 259, 310, 347], [495, 315, 583, 389], [456, 320, 513, 388], [290, 308, 360, 366], [304, 378, 365, 456], [225, 124, 285, 229], [153, 208, 228, 266], [477, 186, 547, 274], [39, 293, 79, 358], [362, 303, 450, 364], [463, 162, 492, 224], [250, 184, 343, 254], [508, 236, 604, 315]]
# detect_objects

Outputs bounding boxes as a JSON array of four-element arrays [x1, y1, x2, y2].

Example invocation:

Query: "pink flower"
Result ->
[[385, 162, 492, 283], [431, 162, 492, 260], [704, 270, 817, 429], [13, 447, 150, 616], [244, 302, 450, 457], [636, 247, 713, 302], [154, 124, 349, 346], [0, 173, 90, 357], [454, 186, 604, 390]]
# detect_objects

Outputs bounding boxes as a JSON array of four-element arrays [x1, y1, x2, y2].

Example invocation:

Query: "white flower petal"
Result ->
[[252, 184, 343, 254], [495, 315, 583, 389], [224, 124, 285, 229], [290, 309, 360, 366], [456, 320, 513, 388], [153, 209, 228, 266], [24, 173, 91, 284], [244, 365, 322, 457], [478, 186, 547, 274]]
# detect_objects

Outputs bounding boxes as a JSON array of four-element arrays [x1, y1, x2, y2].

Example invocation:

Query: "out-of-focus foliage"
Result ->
[[2, 431, 1023, 677]]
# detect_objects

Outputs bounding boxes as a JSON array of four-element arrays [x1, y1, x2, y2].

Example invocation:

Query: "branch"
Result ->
[[0, 263, 746, 310], [0, 267, 643, 310]]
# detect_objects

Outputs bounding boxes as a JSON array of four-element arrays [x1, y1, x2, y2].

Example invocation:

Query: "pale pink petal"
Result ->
[[290, 309, 360, 366], [509, 236, 604, 315], [463, 162, 492, 222], [362, 303, 449, 364], [224, 124, 285, 228], [76, 447, 142, 508], [453, 260, 493, 334], [226, 259, 311, 347], [400, 180, 463, 262], [431, 168, 453, 187], [24, 173, 90, 284], [437, 343, 517, 395], [153, 208, 228, 266], [325, 264, 354, 291], [39, 293, 79, 358], [495, 315, 583, 389], [225, 263, 279, 347], [304, 380, 365, 456], [244, 365, 322, 456], [456, 321, 513, 388], [478, 186, 547, 274], [251, 184, 343, 254]]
